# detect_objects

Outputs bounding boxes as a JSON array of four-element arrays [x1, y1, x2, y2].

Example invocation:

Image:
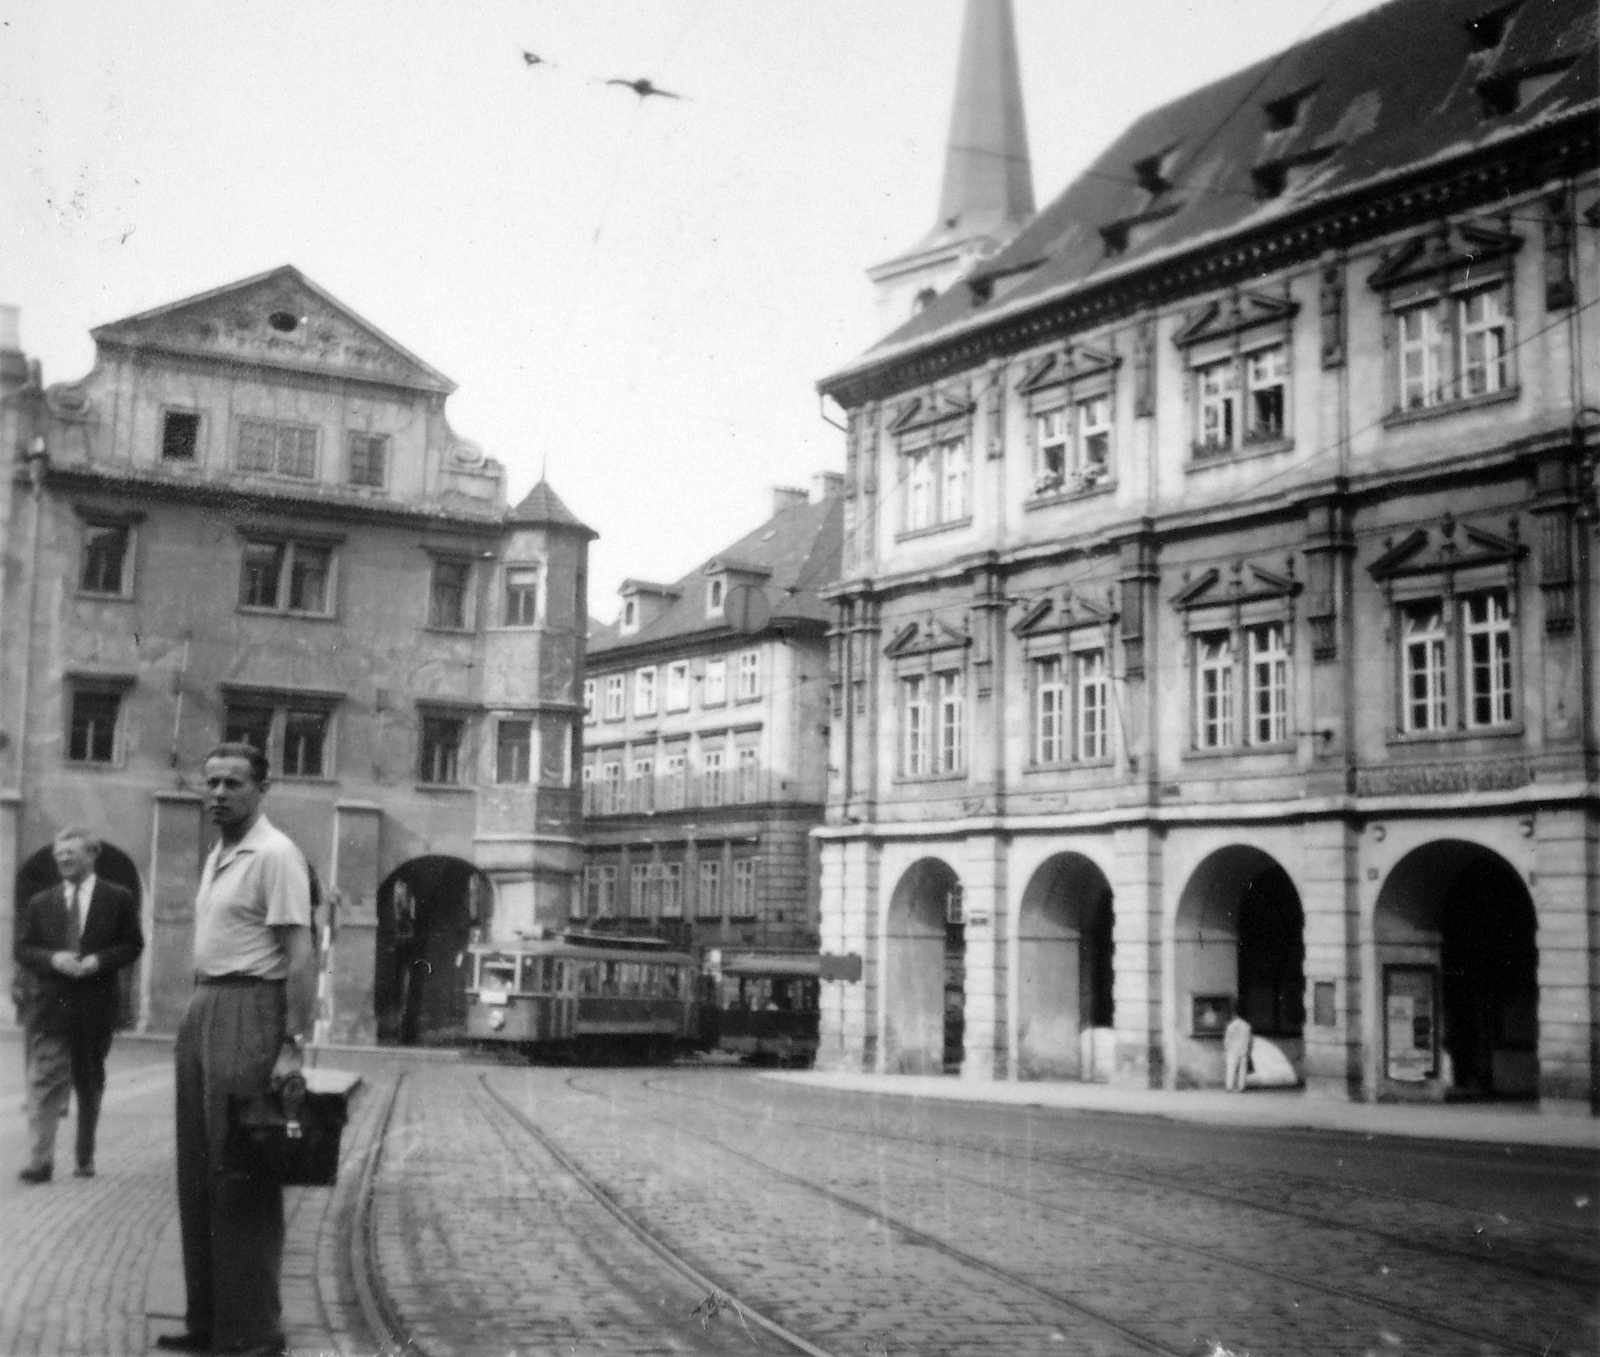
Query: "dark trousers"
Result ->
[[174, 980, 286, 1350], [24, 1017, 113, 1170]]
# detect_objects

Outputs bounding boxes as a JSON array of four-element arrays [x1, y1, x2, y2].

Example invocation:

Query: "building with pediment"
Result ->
[[0, 267, 592, 1045], [817, 0, 1598, 1110]]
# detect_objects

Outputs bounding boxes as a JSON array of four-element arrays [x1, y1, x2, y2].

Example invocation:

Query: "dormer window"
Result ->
[[1132, 145, 1179, 196], [1465, 3, 1517, 51], [707, 577, 725, 618], [622, 598, 639, 634], [1262, 85, 1315, 132]]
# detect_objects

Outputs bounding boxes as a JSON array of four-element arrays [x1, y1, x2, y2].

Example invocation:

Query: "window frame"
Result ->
[[78, 519, 135, 598], [346, 430, 389, 490], [729, 856, 758, 920], [665, 661, 690, 712], [64, 679, 131, 767], [697, 858, 723, 920], [426, 556, 474, 632], [236, 416, 319, 480], [602, 674, 625, 721], [502, 563, 542, 628], [160, 408, 201, 464], [898, 433, 973, 535], [634, 666, 658, 717], [237, 536, 338, 618], [702, 657, 728, 707], [418, 711, 469, 786], [495, 717, 534, 784], [1390, 585, 1520, 739], [1181, 615, 1297, 756], [736, 649, 761, 701], [1191, 339, 1292, 460], [898, 665, 965, 780], [582, 678, 596, 725], [219, 685, 341, 780]]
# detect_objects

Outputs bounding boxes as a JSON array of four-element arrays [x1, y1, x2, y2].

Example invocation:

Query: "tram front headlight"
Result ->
[[489, 1009, 506, 1031]]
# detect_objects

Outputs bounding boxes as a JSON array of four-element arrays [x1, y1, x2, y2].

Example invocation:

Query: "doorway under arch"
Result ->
[[374, 856, 492, 1046], [1017, 852, 1114, 1081], [1174, 846, 1304, 1087], [15, 838, 144, 1030], [1374, 840, 1538, 1100], [884, 857, 963, 1075]]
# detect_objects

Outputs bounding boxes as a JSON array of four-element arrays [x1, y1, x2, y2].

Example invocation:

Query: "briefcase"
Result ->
[[224, 1076, 348, 1186]]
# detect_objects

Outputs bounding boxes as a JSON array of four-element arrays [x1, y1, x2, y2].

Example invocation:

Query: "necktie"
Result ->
[[65, 884, 82, 953]]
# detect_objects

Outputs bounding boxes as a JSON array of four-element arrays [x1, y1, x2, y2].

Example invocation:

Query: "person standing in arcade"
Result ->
[[157, 743, 315, 1357]]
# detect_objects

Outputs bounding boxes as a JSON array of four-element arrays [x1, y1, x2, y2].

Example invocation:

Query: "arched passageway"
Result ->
[[884, 857, 963, 1074], [1017, 853, 1114, 1081], [16, 840, 144, 1030], [1375, 841, 1538, 1100], [374, 856, 492, 1046], [1174, 847, 1304, 1087]]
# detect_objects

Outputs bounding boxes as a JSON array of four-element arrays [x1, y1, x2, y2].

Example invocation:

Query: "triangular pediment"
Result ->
[[1367, 515, 1525, 581], [1016, 344, 1121, 395], [1013, 589, 1118, 638], [1172, 560, 1301, 612], [885, 615, 970, 659], [90, 266, 455, 395], [1366, 220, 1522, 291], [887, 389, 976, 437], [1173, 288, 1299, 348]]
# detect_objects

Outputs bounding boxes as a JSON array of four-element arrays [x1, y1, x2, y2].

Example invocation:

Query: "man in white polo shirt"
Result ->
[[157, 743, 316, 1357]]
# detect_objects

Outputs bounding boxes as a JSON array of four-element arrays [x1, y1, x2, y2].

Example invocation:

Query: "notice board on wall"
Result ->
[[1384, 964, 1438, 1082]]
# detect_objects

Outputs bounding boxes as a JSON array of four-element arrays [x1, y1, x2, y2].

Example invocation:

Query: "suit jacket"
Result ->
[[15, 879, 143, 1038]]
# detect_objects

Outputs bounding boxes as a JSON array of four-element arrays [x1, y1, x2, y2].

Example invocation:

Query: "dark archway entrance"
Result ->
[[884, 858, 963, 1074], [1175, 846, 1304, 1087], [374, 856, 492, 1046], [1017, 853, 1114, 1080], [16, 840, 144, 1029], [1375, 841, 1537, 1100]]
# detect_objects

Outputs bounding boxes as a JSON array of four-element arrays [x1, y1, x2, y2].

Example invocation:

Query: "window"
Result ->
[[238, 539, 333, 615], [224, 704, 274, 752], [496, 719, 532, 783], [702, 748, 725, 806], [603, 674, 624, 720], [936, 671, 963, 774], [730, 858, 757, 919], [902, 437, 971, 531], [1196, 360, 1237, 452], [899, 669, 964, 777], [1195, 343, 1289, 455], [1459, 287, 1510, 399], [901, 674, 929, 776], [601, 760, 623, 813], [736, 650, 760, 700], [1393, 281, 1513, 414], [659, 863, 683, 919], [1034, 409, 1067, 488], [630, 864, 651, 918], [1196, 632, 1235, 748], [1078, 394, 1112, 480], [1464, 591, 1513, 728], [622, 598, 638, 631], [1245, 346, 1288, 442], [631, 757, 654, 811], [1401, 602, 1449, 733], [419, 715, 465, 784], [428, 560, 470, 630], [736, 747, 759, 802], [707, 578, 725, 617], [281, 710, 327, 777], [162, 411, 199, 462], [663, 752, 688, 809], [634, 667, 657, 717], [584, 865, 618, 918], [1034, 656, 1066, 763], [583, 678, 596, 724], [703, 658, 727, 706], [80, 523, 130, 595], [1077, 650, 1108, 760], [237, 418, 317, 479], [666, 662, 690, 711], [347, 432, 388, 488], [504, 567, 540, 626], [1246, 623, 1289, 745], [67, 689, 120, 764], [697, 859, 723, 919]]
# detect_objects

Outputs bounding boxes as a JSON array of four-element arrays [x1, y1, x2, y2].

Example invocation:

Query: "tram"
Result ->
[[465, 930, 699, 1061], [700, 949, 820, 1067]]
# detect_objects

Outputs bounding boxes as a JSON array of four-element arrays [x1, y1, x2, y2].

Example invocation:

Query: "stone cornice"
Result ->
[[821, 113, 1599, 409]]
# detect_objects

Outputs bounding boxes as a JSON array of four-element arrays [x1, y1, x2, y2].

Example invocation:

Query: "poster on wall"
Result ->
[[1384, 964, 1438, 1082]]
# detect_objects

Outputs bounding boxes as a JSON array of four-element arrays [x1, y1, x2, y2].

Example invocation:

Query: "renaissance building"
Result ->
[[816, 0, 1598, 1109], [0, 268, 592, 1045]]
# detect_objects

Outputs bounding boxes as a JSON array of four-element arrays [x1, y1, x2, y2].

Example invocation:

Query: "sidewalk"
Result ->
[[763, 1069, 1600, 1150]]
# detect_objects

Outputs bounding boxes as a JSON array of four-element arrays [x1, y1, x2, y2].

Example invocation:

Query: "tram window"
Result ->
[[555, 960, 568, 992], [601, 961, 619, 996], [578, 963, 599, 996], [519, 956, 540, 994], [621, 963, 643, 997], [662, 967, 680, 999], [480, 954, 516, 992], [541, 957, 555, 991]]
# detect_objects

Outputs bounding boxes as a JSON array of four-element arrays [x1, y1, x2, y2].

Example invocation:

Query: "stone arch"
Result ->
[[16, 838, 144, 1030], [1374, 840, 1537, 1100], [374, 856, 492, 1046], [1174, 846, 1304, 1088], [884, 857, 963, 1074], [1016, 852, 1114, 1081]]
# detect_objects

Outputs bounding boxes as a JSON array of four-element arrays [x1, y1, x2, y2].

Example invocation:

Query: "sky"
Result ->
[[1, 0, 1391, 618]]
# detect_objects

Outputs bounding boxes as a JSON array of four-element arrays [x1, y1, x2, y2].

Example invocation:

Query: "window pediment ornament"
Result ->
[[1366, 219, 1521, 293], [1366, 514, 1525, 585], [1016, 344, 1121, 397], [884, 615, 970, 660], [1171, 559, 1301, 614], [886, 389, 975, 438], [1172, 288, 1299, 349], [1013, 588, 1118, 639]]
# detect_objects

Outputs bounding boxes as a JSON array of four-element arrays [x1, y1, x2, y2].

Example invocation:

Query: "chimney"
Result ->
[[812, 471, 844, 502], [772, 485, 809, 516], [0, 305, 26, 399]]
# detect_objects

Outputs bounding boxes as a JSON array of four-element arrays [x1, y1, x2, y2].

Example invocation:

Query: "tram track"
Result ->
[[596, 1069, 1590, 1357], [641, 1069, 1598, 1288]]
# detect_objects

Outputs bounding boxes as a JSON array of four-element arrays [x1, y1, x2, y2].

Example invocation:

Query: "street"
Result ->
[[2, 1037, 1594, 1357]]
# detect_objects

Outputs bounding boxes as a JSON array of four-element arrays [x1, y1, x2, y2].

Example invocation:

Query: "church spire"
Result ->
[[868, 0, 1035, 327]]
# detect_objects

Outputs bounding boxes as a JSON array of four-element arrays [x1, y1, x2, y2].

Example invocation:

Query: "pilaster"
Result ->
[[146, 792, 205, 1034], [960, 833, 1008, 1081], [326, 800, 382, 1045], [1111, 822, 1163, 1088], [1300, 818, 1362, 1099]]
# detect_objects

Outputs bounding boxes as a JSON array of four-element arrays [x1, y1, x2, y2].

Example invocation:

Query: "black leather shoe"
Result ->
[[74, 1163, 95, 1178], [154, 1332, 213, 1352], [17, 1164, 51, 1184]]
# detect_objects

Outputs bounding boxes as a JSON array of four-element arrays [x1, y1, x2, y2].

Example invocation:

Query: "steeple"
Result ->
[[868, 0, 1035, 327]]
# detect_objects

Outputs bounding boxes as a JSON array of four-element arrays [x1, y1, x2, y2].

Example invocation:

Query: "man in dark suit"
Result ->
[[14, 826, 144, 1182]]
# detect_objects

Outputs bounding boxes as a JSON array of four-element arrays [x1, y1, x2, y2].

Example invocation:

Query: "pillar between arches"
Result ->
[[960, 833, 1007, 1082], [1300, 818, 1361, 1100], [815, 836, 878, 1073], [1112, 823, 1163, 1089]]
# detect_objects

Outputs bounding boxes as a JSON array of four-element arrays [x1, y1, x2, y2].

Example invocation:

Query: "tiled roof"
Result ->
[[590, 493, 843, 657], [825, 0, 1597, 390], [509, 479, 594, 534]]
